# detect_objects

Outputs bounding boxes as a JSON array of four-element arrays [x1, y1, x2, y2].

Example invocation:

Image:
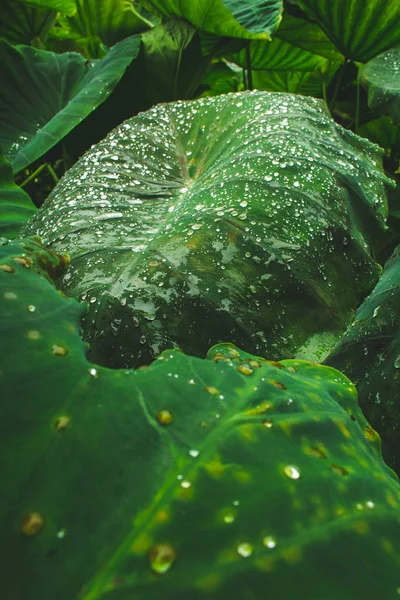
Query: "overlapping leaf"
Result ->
[[23, 91, 392, 368], [0, 146, 36, 239], [295, 0, 400, 63], [0, 35, 141, 173], [324, 244, 400, 474], [0, 0, 57, 45], [1, 237, 400, 600], [360, 48, 400, 125], [137, 0, 283, 40]]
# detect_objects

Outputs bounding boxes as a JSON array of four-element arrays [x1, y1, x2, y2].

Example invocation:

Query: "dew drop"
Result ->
[[237, 542, 253, 557], [262, 535, 277, 549], [283, 465, 301, 480], [223, 512, 235, 524], [180, 480, 191, 489], [20, 512, 44, 536], [148, 543, 177, 575], [52, 344, 68, 356], [54, 416, 70, 431], [157, 410, 173, 425], [236, 364, 253, 375], [189, 449, 200, 458], [262, 418, 273, 428], [27, 304, 36, 312], [204, 386, 219, 395], [89, 367, 99, 378]]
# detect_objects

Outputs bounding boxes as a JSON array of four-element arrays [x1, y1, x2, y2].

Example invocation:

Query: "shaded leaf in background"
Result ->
[[23, 91, 392, 368], [138, 0, 283, 40], [358, 117, 400, 156], [360, 48, 400, 126], [273, 11, 344, 62], [17, 0, 76, 14], [1, 236, 400, 600], [51, 0, 152, 56], [0, 0, 57, 45], [0, 147, 36, 239], [324, 244, 400, 475], [230, 36, 340, 96], [295, 0, 400, 63], [137, 17, 209, 105], [0, 35, 141, 173], [197, 60, 243, 98]]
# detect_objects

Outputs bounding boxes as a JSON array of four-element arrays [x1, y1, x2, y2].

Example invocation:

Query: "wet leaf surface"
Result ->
[[360, 48, 400, 125], [23, 90, 392, 368]]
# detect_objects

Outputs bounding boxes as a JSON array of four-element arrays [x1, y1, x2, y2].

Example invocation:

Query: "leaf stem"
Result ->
[[246, 43, 253, 90]]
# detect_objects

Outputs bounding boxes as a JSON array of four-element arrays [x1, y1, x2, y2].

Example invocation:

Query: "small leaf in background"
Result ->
[[0, 146, 36, 240], [137, 0, 283, 40], [1, 237, 400, 599], [295, 0, 400, 63], [0, 0, 57, 45], [23, 91, 392, 368], [0, 35, 141, 173], [324, 243, 400, 475], [360, 48, 400, 125]]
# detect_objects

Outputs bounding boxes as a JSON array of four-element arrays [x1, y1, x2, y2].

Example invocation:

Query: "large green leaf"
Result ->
[[2, 236, 400, 600], [0, 0, 57, 45], [0, 35, 141, 173], [295, 0, 400, 63], [324, 244, 400, 474], [0, 146, 36, 239], [137, 0, 283, 40], [360, 49, 400, 125], [23, 91, 393, 368]]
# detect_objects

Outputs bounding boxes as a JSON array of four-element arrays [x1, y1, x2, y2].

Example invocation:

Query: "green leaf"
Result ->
[[0, 0, 56, 45], [2, 236, 400, 599], [360, 49, 400, 125], [0, 147, 36, 240], [198, 60, 243, 97], [0, 35, 141, 173], [52, 0, 152, 51], [23, 91, 392, 368], [324, 243, 400, 474], [273, 11, 344, 61], [230, 37, 341, 95], [16, 0, 77, 15], [137, 0, 283, 40], [295, 0, 400, 63], [357, 116, 399, 152]]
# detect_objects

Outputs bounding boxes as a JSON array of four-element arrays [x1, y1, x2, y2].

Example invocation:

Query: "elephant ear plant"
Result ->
[[23, 91, 393, 368], [1, 237, 400, 600]]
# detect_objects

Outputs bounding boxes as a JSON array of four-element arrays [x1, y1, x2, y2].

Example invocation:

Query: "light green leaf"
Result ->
[[324, 244, 400, 474], [52, 0, 152, 50], [295, 0, 400, 63], [0, 146, 36, 239], [360, 48, 400, 125], [0, 35, 141, 173], [137, 0, 283, 39], [1, 236, 400, 599], [16, 0, 76, 15], [23, 91, 392, 368]]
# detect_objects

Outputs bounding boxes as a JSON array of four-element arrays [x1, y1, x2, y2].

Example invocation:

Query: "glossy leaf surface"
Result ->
[[0, 36, 141, 173], [295, 0, 400, 63], [0, 147, 36, 239], [1, 237, 400, 600], [324, 244, 400, 474], [138, 0, 283, 39], [360, 48, 400, 125], [23, 90, 393, 368]]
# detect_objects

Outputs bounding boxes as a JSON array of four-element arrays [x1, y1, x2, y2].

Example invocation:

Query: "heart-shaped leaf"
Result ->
[[23, 90, 392, 368], [2, 237, 400, 600]]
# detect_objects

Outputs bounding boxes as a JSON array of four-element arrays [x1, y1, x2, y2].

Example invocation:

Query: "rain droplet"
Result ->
[[157, 410, 173, 425], [372, 306, 380, 317], [223, 512, 235, 524], [189, 449, 200, 457], [20, 512, 45, 536], [237, 542, 253, 557], [283, 465, 301, 479], [54, 416, 70, 431], [262, 419, 273, 428], [148, 543, 177, 575], [236, 364, 253, 375], [27, 304, 36, 312], [204, 386, 219, 395], [262, 536, 277, 549], [181, 480, 191, 488], [89, 367, 99, 378], [57, 528, 66, 539], [52, 344, 68, 356]]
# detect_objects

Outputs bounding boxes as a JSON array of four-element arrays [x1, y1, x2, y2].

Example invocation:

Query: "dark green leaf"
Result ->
[[295, 0, 400, 63], [0, 147, 36, 239], [23, 91, 392, 368], [324, 243, 400, 474], [1, 236, 400, 600], [357, 116, 399, 152], [0, 0, 56, 45], [360, 49, 400, 125], [0, 35, 141, 173], [138, 0, 283, 39]]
